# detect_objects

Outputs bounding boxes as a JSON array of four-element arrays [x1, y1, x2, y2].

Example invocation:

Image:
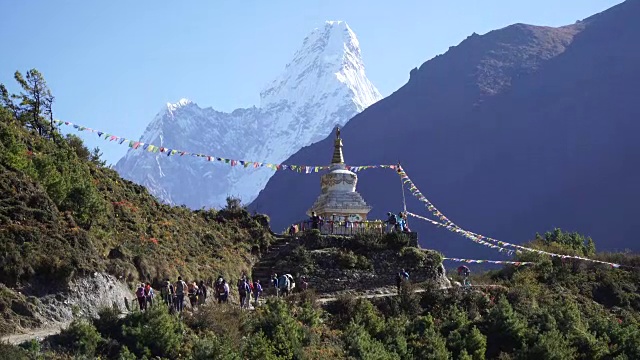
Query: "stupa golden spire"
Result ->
[[331, 127, 344, 165]]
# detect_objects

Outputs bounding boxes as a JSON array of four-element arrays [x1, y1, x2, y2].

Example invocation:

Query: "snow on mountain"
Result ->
[[115, 21, 381, 209]]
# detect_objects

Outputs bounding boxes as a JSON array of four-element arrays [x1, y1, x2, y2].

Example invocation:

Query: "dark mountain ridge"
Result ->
[[249, 0, 640, 259]]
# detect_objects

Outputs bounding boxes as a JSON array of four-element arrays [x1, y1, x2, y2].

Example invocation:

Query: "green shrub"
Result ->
[[17, 339, 40, 355], [121, 304, 184, 358], [0, 343, 28, 360], [301, 229, 323, 245], [65, 134, 90, 160], [351, 232, 385, 251], [400, 247, 428, 267], [384, 232, 411, 250], [334, 250, 373, 270], [243, 331, 279, 360], [250, 299, 304, 359], [342, 322, 396, 360], [184, 303, 246, 347], [192, 335, 242, 360], [0, 122, 33, 174], [93, 305, 122, 340], [55, 318, 102, 357], [277, 245, 315, 275]]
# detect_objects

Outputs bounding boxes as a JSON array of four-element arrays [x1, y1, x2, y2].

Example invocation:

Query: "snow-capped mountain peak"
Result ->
[[116, 21, 381, 210], [166, 98, 193, 112], [260, 21, 380, 111]]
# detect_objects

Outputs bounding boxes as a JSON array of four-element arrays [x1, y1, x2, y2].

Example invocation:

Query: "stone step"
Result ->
[[252, 270, 274, 276], [267, 245, 288, 250], [253, 270, 274, 276], [253, 262, 273, 267], [256, 259, 277, 265]]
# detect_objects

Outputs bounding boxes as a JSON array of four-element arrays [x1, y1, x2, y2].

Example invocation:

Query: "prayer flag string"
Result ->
[[53, 119, 395, 173], [396, 165, 622, 269]]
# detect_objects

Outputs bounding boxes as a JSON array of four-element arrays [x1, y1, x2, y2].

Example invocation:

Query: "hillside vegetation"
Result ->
[[2, 236, 640, 359], [0, 70, 273, 335]]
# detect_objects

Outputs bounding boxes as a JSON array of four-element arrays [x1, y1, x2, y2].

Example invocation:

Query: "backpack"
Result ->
[[176, 281, 186, 295], [161, 281, 170, 296], [388, 215, 397, 225], [136, 287, 145, 297], [278, 276, 288, 290], [216, 282, 226, 295], [249, 282, 254, 291], [238, 282, 247, 295]]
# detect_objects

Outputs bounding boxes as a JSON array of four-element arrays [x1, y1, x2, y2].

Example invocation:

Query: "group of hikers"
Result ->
[[135, 272, 308, 312], [135, 266, 471, 312], [385, 211, 411, 233], [270, 273, 308, 296], [136, 277, 209, 312], [233, 274, 263, 309]]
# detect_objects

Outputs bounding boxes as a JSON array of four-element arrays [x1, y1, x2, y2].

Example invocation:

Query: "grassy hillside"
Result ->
[[0, 71, 273, 335]]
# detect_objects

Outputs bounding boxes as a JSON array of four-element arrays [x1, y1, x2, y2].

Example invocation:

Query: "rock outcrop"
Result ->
[[251, 231, 450, 296]]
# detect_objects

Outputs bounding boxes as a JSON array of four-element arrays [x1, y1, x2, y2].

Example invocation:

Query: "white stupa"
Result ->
[[307, 127, 372, 222]]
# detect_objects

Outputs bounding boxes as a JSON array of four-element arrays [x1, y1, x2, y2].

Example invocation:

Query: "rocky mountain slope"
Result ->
[[249, 0, 640, 258], [115, 21, 381, 209]]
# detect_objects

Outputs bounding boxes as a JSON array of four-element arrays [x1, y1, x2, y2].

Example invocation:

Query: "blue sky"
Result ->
[[0, 0, 623, 165]]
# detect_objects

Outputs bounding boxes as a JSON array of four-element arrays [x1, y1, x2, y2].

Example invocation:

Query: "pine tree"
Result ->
[[13, 69, 54, 137], [0, 84, 21, 120], [90, 147, 107, 166], [465, 326, 487, 360]]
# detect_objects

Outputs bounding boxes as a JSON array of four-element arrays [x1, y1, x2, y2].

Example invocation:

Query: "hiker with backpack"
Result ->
[[279, 274, 295, 296], [396, 269, 410, 293], [175, 276, 188, 312], [253, 279, 263, 306], [144, 282, 154, 308], [457, 265, 471, 287], [386, 212, 398, 233], [160, 279, 174, 308], [395, 273, 403, 293], [310, 212, 322, 230], [402, 269, 410, 281], [271, 273, 279, 297], [215, 278, 229, 304], [237, 277, 251, 309], [188, 281, 199, 308], [248, 279, 256, 307], [278, 274, 290, 296], [399, 212, 411, 232], [396, 212, 406, 232], [198, 281, 207, 305], [136, 283, 147, 311]]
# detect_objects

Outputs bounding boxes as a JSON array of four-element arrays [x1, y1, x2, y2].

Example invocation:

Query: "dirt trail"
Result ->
[[316, 284, 507, 304], [1, 322, 70, 345]]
